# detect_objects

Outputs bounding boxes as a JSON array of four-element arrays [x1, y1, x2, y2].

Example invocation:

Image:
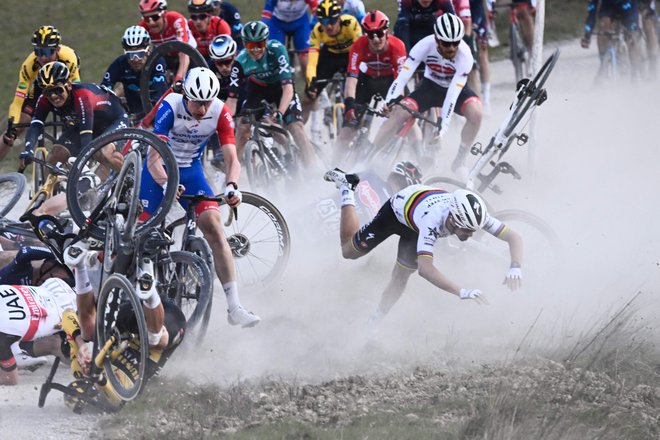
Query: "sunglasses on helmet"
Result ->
[[34, 47, 56, 57], [43, 85, 67, 97], [125, 49, 148, 60]]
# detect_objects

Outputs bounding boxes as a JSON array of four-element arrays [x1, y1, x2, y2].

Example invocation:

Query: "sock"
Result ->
[[74, 266, 93, 295], [339, 184, 355, 207], [481, 82, 491, 105], [223, 281, 240, 312]]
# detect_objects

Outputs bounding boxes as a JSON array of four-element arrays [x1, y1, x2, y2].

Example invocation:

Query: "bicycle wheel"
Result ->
[[157, 250, 212, 344], [0, 172, 27, 218], [139, 41, 208, 114], [503, 49, 560, 138], [66, 128, 179, 240], [243, 139, 271, 193], [113, 149, 142, 242], [218, 191, 290, 293], [509, 24, 527, 83], [96, 273, 148, 401]]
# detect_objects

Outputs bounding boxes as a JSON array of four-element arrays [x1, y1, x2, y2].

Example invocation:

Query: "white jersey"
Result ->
[[386, 35, 474, 134], [390, 185, 505, 257], [154, 93, 226, 167], [0, 278, 76, 341]]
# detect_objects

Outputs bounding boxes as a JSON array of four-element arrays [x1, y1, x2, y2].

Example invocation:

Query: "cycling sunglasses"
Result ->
[[320, 17, 339, 26], [438, 40, 460, 48], [125, 49, 148, 60], [143, 12, 163, 23], [34, 47, 56, 57], [245, 40, 266, 50], [366, 30, 386, 40], [190, 13, 209, 21], [214, 58, 234, 66], [43, 85, 67, 97]]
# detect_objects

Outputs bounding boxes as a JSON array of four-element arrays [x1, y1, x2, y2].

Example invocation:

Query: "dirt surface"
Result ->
[[2, 39, 660, 439]]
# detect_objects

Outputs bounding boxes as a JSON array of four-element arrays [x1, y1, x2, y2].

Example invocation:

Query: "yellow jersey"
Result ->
[[8, 44, 81, 122], [307, 14, 362, 84]]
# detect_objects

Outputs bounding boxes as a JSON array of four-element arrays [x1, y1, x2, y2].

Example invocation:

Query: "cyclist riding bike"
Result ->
[[468, 0, 493, 113], [375, 13, 483, 176], [140, 67, 261, 328], [187, 0, 231, 63], [102, 26, 169, 120], [335, 10, 407, 163], [394, 0, 458, 52], [227, 21, 317, 168], [508, 0, 536, 54], [323, 168, 523, 322], [336, 0, 366, 23], [303, 0, 362, 121], [21, 61, 127, 172], [581, 0, 643, 79], [138, 0, 197, 86], [211, 0, 245, 50], [261, 0, 318, 77], [0, 25, 81, 163]]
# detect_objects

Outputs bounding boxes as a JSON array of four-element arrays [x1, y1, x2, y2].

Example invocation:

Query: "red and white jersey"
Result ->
[[139, 11, 197, 48], [347, 35, 407, 79], [189, 16, 231, 57], [0, 278, 76, 341]]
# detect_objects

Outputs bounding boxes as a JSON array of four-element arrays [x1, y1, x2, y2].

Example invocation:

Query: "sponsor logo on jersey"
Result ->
[[356, 181, 381, 217]]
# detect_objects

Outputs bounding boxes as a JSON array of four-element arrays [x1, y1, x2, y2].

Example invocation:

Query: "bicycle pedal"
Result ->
[[517, 134, 529, 146], [470, 142, 483, 155], [137, 273, 154, 292]]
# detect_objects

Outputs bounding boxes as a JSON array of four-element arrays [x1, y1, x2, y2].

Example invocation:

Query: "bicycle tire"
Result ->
[[139, 41, 208, 114], [219, 191, 291, 293], [158, 250, 212, 344], [244, 139, 271, 192], [509, 24, 526, 83], [66, 128, 179, 240], [113, 149, 142, 242], [503, 49, 559, 138], [0, 172, 27, 218], [424, 176, 495, 211], [96, 273, 148, 401]]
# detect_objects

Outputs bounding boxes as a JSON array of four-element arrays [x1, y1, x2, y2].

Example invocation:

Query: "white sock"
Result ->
[[223, 281, 240, 312], [340, 184, 355, 207], [481, 82, 491, 105]]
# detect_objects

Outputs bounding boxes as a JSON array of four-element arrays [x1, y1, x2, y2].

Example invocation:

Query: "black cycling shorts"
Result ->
[[243, 81, 304, 125], [352, 200, 419, 270], [313, 47, 348, 92], [57, 115, 129, 157], [408, 78, 480, 115]]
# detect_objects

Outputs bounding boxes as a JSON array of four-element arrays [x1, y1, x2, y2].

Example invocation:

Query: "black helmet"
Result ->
[[389, 160, 423, 188], [32, 25, 61, 47], [37, 61, 70, 88]]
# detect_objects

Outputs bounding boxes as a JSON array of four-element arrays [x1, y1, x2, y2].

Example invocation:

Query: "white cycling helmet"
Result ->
[[183, 67, 220, 101], [122, 26, 151, 49], [434, 13, 464, 43], [209, 35, 237, 60], [450, 189, 487, 231]]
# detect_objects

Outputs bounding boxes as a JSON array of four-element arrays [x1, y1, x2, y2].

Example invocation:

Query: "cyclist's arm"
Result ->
[[274, 44, 295, 114], [385, 50, 420, 102], [148, 101, 174, 186], [7, 53, 36, 123], [101, 57, 122, 90], [261, 0, 276, 24], [24, 96, 51, 152], [279, 82, 294, 115], [150, 58, 169, 102], [584, 0, 599, 36], [439, 47, 472, 134], [217, 104, 240, 184], [306, 25, 323, 85], [417, 255, 462, 296], [174, 15, 194, 81], [394, 2, 412, 51], [76, 92, 96, 150], [487, 218, 523, 268], [226, 61, 245, 115]]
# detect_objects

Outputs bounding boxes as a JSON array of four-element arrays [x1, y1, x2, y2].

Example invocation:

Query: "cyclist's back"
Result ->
[[395, 0, 456, 50]]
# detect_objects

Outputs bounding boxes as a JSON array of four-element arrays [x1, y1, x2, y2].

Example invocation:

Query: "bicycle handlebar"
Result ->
[[391, 101, 442, 128], [19, 154, 68, 177]]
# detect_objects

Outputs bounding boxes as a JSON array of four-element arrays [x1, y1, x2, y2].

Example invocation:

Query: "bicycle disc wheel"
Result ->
[[139, 41, 208, 114], [219, 191, 290, 293], [157, 250, 212, 344], [96, 273, 148, 401], [0, 172, 27, 218], [66, 128, 179, 240]]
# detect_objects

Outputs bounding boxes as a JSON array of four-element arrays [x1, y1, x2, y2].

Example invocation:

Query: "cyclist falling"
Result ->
[[323, 168, 523, 322], [140, 66, 261, 328], [374, 13, 483, 177]]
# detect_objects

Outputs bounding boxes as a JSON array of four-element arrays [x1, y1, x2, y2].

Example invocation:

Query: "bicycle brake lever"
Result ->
[[227, 191, 238, 221]]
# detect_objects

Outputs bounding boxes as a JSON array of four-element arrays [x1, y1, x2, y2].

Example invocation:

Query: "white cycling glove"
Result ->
[[505, 267, 522, 281], [459, 288, 482, 300], [64, 241, 92, 269], [224, 185, 242, 203]]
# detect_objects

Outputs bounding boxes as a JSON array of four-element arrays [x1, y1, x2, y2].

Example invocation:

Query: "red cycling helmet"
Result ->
[[139, 0, 167, 14], [362, 10, 389, 32]]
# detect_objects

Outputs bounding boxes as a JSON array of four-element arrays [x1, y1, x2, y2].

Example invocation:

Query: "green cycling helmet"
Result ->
[[242, 21, 270, 43]]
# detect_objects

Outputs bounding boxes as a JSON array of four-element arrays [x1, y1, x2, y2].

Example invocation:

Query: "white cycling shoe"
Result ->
[[227, 306, 261, 328], [323, 168, 360, 190]]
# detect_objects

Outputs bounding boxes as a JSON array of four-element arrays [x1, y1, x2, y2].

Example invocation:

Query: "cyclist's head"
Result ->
[[242, 20, 269, 43], [35, 257, 75, 287], [122, 25, 151, 50], [210, 0, 222, 14], [37, 61, 70, 89], [188, 0, 213, 13], [188, 0, 213, 31], [449, 189, 487, 232], [183, 67, 220, 112], [209, 35, 237, 75], [362, 10, 389, 47], [139, 0, 167, 14], [317, 0, 341, 25], [387, 160, 423, 190], [434, 13, 465, 44], [32, 25, 61, 48]]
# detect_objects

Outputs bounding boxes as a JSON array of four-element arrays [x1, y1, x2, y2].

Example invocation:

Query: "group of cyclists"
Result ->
[[0, 0, 554, 412]]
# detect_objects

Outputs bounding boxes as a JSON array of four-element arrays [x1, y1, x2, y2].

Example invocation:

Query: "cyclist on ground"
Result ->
[[374, 13, 483, 176], [394, 0, 458, 52], [21, 62, 127, 171], [138, 0, 197, 86], [335, 10, 407, 163], [323, 167, 523, 322], [188, 0, 231, 63], [102, 26, 168, 120], [0, 25, 81, 163], [303, 0, 362, 121], [260, 0, 318, 77], [211, 0, 245, 50], [581, 0, 643, 79], [140, 67, 261, 328], [227, 21, 317, 168]]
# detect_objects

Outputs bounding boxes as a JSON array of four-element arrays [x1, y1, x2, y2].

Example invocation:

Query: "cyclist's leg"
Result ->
[[514, 1, 535, 53], [621, 2, 644, 73], [641, 2, 658, 75], [375, 232, 418, 318], [339, 198, 399, 260], [452, 87, 482, 171], [372, 104, 413, 149], [94, 117, 130, 172], [0, 333, 21, 385], [291, 15, 311, 77], [284, 92, 318, 168]]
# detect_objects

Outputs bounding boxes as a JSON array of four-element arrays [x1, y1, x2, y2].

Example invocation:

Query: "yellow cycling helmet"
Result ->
[[32, 25, 62, 48], [317, 0, 341, 20]]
